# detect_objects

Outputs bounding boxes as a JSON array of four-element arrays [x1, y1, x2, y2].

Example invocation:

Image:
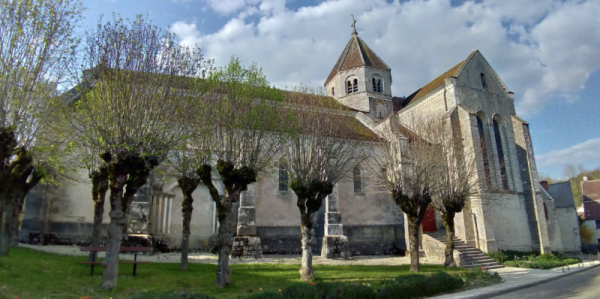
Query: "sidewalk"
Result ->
[[431, 261, 600, 299]]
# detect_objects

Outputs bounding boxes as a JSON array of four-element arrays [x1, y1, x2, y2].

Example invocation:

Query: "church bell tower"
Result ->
[[324, 16, 393, 120]]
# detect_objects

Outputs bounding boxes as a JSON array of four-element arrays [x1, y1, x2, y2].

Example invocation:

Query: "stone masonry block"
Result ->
[[321, 235, 349, 259], [238, 207, 256, 225], [326, 224, 343, 236], [237, 224, 256, 236], [231, 236, 263, 258], [326, 212, 342, 224]]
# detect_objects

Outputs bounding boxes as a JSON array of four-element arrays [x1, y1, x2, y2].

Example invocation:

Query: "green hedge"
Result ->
[[243, 271, 464, 299], [487, 250, 578, 265], [130, 290, 215, 299], [504, 258, 580, 269]]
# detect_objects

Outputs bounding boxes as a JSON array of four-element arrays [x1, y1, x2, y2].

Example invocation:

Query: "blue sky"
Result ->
[[81, 0, 600, 179]]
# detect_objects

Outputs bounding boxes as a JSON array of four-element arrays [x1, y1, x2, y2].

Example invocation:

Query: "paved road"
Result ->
[[492, 265, 600, 299]]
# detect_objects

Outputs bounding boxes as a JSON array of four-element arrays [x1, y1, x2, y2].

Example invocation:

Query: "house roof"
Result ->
[[548, 181, 575, 208], [325, 33, 390, 86], [582, 179, 600, 202]]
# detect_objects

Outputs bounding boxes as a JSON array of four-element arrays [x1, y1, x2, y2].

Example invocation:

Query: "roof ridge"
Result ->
[[324, 34, 390, 86], [356, 36, 391, 71]]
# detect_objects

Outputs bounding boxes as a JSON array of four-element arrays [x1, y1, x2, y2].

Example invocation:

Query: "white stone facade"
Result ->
[[19, 32, 581, 256]]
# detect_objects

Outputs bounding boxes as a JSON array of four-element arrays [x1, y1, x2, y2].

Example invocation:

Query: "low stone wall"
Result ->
[[257, 226, 303, 254], [344, 224, 405, 256], [421, 234, 462, 266], [258, 225, 406, 256]]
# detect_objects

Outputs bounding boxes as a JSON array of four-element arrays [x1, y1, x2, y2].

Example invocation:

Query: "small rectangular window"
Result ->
[[596, 220, 600, 230], [480, 73, 487, 89], [543, 203, 548, 220], [353, 166, 362, 194], [278, 165, 288, 191]]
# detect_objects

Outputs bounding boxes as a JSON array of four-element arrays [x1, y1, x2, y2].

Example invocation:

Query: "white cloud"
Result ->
[[537, 138, 600, 169], [205, 0, 260, 15], [172, 0, 600, 115]]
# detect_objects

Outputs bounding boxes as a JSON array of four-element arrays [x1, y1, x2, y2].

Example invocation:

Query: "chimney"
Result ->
[[540, 180, 549, 192], [583, 176, 588, 181]]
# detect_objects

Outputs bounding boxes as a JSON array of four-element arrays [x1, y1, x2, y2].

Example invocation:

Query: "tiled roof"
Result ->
[[325, 34, 390, 86], [281, 90, 354, 111], [403, 60, 465, 107], [281, 90, 378, 141], [582, 179, 600, 202], [548, 181, 576, 208]]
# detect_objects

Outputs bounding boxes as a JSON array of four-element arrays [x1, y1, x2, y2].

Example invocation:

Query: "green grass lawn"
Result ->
[[0, 248, 487, 299]]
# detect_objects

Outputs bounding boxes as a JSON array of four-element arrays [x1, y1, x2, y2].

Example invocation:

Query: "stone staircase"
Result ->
[[427, 232, 504, 269]]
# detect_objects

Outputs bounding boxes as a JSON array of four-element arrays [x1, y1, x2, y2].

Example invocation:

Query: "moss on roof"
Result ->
[[403, 60, 465, 107], [280, 90, 353, 111]]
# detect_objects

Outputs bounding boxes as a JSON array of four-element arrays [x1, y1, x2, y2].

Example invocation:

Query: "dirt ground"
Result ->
[[19, 243, 440, 265]]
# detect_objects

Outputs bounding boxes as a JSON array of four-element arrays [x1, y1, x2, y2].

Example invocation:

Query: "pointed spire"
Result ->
[[324, 28, 391, 86]]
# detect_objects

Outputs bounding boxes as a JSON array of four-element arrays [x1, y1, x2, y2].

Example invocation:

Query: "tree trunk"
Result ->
[[299, 211, 317, 282], [90, 170, 108, 261], [214, 190, 238, 288], [0, 199, 15, 256], [101, 175, 127, 291], [442, 211, 457, 268], [9, 197, 23, 247], [179, 178, 198, 271], [0, 197, 5, 255], [408, 217, 421, 273]]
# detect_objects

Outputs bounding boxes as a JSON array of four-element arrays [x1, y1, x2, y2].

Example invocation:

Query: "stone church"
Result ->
[[19, 25, 581, 261]]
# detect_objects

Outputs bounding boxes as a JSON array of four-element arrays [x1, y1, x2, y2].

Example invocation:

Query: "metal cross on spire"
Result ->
[[351, 14, 357, 34]]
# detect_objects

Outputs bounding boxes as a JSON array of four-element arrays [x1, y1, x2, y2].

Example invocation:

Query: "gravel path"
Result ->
[[19, 243, 437, 266]]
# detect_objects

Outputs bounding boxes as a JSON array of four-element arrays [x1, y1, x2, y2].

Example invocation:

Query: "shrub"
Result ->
[[382, 272, 463, 299], [245, 272, 465, 299], [504, 258, 580, 269], [580, 223, 595, 244], [486, 250, 538, 263], [281, 283, 318, 299], [248, 289, 284, 299], [581, 243, 599, 254], [131, 290, 215, 299]]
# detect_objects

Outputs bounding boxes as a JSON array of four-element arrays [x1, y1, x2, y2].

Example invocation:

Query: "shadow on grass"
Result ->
[[1, 247, 468, 299]]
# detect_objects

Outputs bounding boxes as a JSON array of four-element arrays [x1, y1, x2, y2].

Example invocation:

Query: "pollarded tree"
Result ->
[[161, 146, 211, 271], [65, 15, 205, 290], [0, 0, 83, 256], [282, 87, 370, 282], [196, 57, 287, 288], [160, 95, 214, 271], [426, 111, 479, 268], [368, 114, 442, 272]]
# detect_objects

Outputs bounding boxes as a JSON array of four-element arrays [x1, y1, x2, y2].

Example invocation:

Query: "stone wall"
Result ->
[[421, 234, 463, 265], [161, 185, 216, 249], [555, 207, 582, 252], [326, 65, 392, 113]]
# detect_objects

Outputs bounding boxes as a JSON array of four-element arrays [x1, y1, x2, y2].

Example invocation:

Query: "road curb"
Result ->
[[466, 262, 600, 299]]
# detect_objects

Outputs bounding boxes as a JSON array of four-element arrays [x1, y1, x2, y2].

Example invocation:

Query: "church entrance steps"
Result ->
[[424, 232, 504, 270]]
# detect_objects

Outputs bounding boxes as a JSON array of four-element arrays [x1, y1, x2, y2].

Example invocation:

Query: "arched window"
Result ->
[[347, 80, 353, 93], [476, 116, 491, 187], [353, 166, 362, 194], [493, 118, 509, 189], [372, 77, 383, 93], [353, 78, 358, 92], [278, 164, 288, 191]]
